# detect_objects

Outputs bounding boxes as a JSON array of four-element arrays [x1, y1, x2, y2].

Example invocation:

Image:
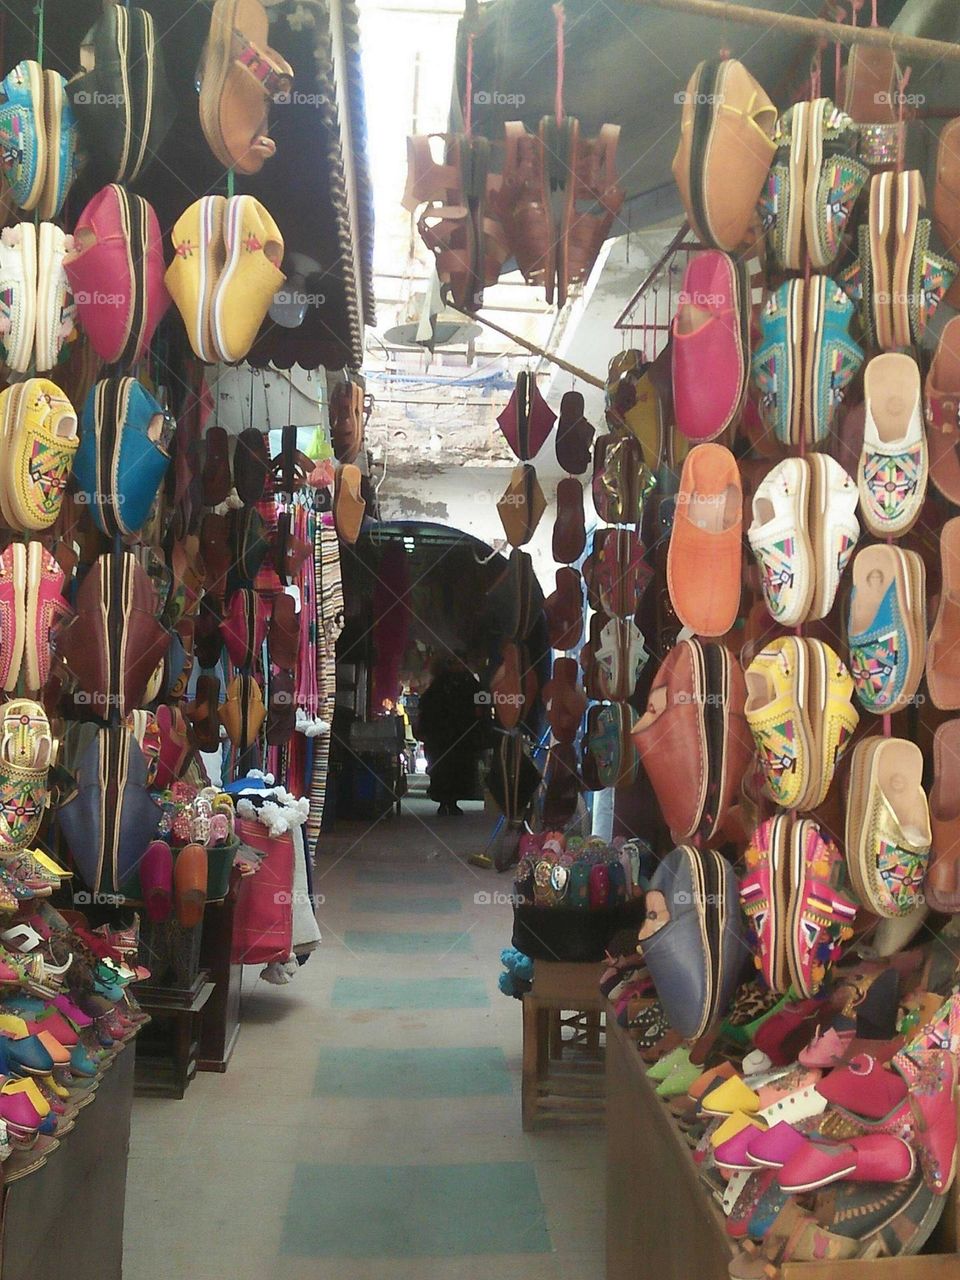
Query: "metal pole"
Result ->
[[449, 305, 606, 388], [629, 0, 960, 64]]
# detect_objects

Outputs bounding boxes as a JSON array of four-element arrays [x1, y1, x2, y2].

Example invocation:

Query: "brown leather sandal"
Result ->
[[495, 120, 555, 300], [404, 134, 478, 310], [561, 123, 624, 303], [185, 672, 222, 753], [198, 0, 293, 175]]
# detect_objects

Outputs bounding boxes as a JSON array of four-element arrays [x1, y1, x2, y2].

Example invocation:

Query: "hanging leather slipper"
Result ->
[[496, 370, 557, 461], [334, 464, 365, 545], [234, 426, 270, 503], [926, 315, 960, 505], [927, 718, 960, 914], [497, 463, 546, 547], [927, 516, 960, 710], [543, 567, 583, 651], [555, 390, 593, 474], [552, 476, 585, 564], [185, 673, 222, 753], [268, 592, 299, 671], [198, 0, 293, 175], [202, 426, 232, 507], [267, 669, 296, 746]]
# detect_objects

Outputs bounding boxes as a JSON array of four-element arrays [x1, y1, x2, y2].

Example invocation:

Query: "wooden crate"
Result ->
[[605, 1008, 960, 1280], [521, 960, 606, 1130]]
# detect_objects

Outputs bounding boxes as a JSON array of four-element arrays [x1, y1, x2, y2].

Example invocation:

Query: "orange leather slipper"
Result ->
[[667, 443, 742, 637]]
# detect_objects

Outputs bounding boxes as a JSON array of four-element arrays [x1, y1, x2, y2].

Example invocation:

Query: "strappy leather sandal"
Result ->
[[198, 0, 293, 175], [496, 120, 555, 299], [404, 133, 478, 308], [560, 122, 624, 304]]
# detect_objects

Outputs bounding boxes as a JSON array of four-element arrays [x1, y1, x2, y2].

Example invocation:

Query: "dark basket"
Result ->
[[139, 917, 203, 988], [512, 898, 646, 963]]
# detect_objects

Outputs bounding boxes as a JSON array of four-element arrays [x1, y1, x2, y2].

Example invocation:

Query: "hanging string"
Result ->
[[35, 1, 44, 63], [811, 39, 826, 100], [832, 2, 848, 98], [553, 3, 565, 124], [464, 32, 475, 136], [870, 0, 878, 26], [896, 64, 912, 170]]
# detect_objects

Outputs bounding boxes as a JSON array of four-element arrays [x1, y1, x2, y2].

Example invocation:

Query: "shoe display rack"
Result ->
[[605, 1012, 960, 1280], [0, 1045, 134, 1280]]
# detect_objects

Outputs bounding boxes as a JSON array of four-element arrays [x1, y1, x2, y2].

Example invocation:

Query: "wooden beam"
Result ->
[[629, 0, 960, 64], [450, 305, 606, 388]]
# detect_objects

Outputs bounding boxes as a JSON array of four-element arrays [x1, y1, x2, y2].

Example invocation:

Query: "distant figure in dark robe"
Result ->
[[415, 656, 487, 815]]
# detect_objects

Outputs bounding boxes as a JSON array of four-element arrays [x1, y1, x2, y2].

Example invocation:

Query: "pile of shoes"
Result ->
[[0, 901, 153, 1182]]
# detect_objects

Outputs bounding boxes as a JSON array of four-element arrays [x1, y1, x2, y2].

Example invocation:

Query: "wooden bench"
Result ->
[[521, 959, 606, 1130]]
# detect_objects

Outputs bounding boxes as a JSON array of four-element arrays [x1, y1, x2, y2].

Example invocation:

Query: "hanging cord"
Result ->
[[464, 32, 475, 136], [809, 39, 826, 100], [832, 3, 848, 99], [553, 3, 566, 124]]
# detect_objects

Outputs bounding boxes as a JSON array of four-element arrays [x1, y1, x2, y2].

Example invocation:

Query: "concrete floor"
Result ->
[[123, 798, 606, 1280]]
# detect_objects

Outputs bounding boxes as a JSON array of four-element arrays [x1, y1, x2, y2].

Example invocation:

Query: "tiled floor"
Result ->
[[123, 798, 606, 1280]]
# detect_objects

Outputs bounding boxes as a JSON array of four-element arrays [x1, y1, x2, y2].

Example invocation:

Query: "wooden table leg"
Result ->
[[549, 1008, 564, 1060], [586, 1010, 601, 1056], [521, 995, 540, 1132]]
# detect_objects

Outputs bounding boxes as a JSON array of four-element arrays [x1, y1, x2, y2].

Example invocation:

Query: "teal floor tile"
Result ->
[[313, 1047, 512, 1098], [343, 929, 471, 955], [282, 1162, 550, 1257], [331, 976, 488, 1010], [349, 893, 461, 915], [354, 865, 454, 884]]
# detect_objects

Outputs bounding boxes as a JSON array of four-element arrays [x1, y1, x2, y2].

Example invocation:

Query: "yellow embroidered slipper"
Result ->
[[0, 379, 78, 531], [805, 639, 859, 811], [211, 194, 284, 363], [165, 195, 227, 363], [701, 1075, 762, 1117], [845, 736, 931, 918], [745, 637, 813, 811]]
